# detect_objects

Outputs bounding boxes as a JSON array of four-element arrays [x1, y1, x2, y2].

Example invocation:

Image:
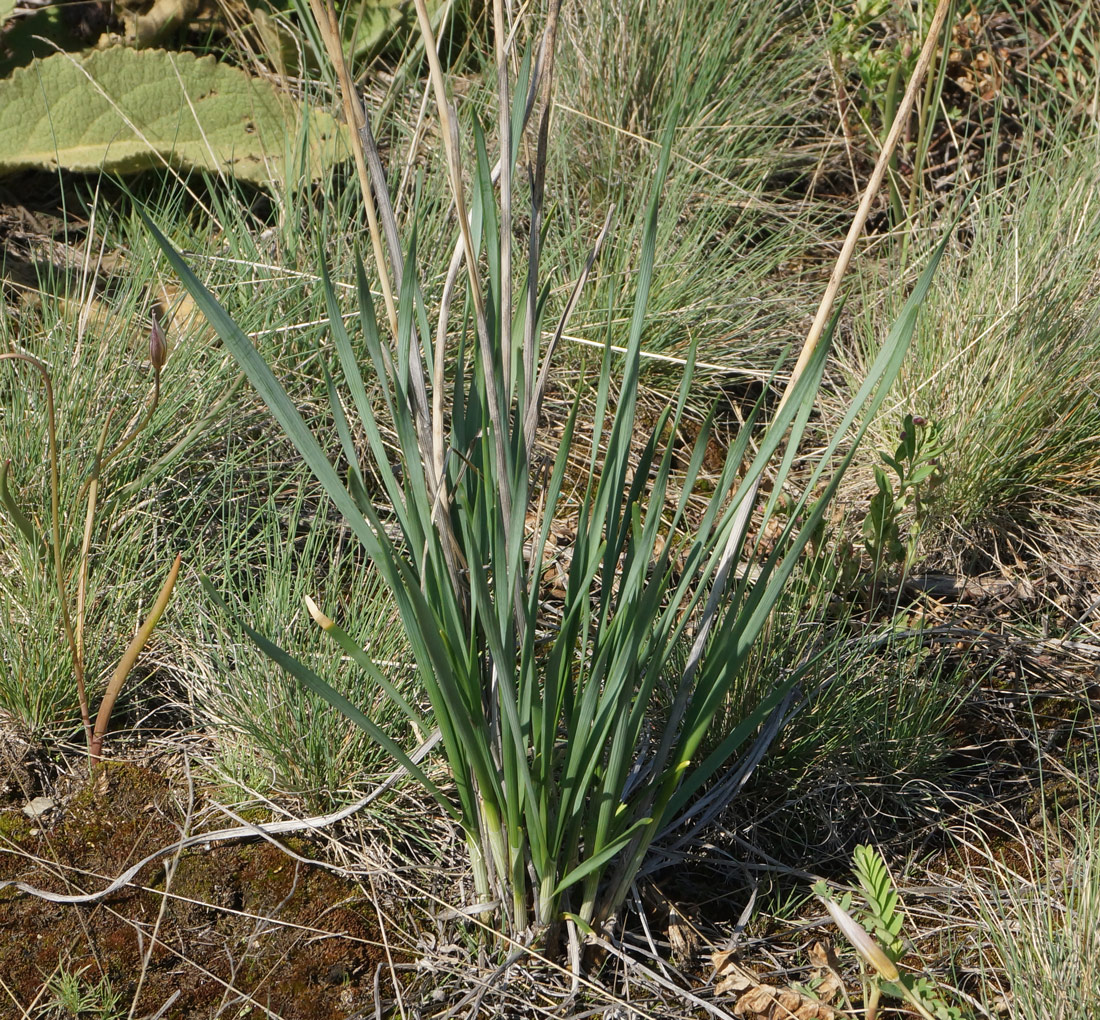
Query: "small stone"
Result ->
[[22, 796, 55, 819]]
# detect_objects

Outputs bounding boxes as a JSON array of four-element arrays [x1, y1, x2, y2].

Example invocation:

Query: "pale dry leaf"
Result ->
[[155, 281, 211, 346], [734, 982, 838, 1020], [807, 940, 844, 1003], [668, 905, 700, 966], [712, 946, 739, 973], [716, 956, 839, 1020], [714, 957, 760, 997], [124, 0, 202, 47]]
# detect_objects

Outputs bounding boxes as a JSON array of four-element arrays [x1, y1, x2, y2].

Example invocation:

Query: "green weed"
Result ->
[[148, 0, 954, 942], [815, 844, 963, 1019], [863, 412, 947, 577]]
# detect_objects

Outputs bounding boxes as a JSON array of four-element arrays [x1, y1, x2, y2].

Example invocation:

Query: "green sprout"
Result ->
[[863, 412, 947, 578], [815, 844, 964, 1020]]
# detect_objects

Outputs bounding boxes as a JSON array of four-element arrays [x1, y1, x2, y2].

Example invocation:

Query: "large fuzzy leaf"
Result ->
[[0, 48, 348, 183], [254, 0, 438, 78]]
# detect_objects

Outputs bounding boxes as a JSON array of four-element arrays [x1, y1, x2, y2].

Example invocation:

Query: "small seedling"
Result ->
[[863, 413, 946, 578], [814, 844, 963, 1020], [0, 313, 180, 762], [43, 960, 124, 1019]]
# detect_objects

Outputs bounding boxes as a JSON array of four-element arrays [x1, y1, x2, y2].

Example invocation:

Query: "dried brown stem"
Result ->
[[90, 552, 181, 763]]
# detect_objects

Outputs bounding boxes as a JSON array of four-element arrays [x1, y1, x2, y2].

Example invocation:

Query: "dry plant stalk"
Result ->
[[0, 315, 177, 762], [784, 0, 954, 405]]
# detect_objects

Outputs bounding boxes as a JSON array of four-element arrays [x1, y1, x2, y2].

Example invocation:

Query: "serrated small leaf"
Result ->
[[853, 845, 906, 954], [0, 48, 348, 183]]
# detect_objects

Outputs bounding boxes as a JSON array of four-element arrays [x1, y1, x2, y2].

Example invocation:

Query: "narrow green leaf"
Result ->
[[552, 814, 653, 896], [143, 213, 382, 563], [304, 596, 427, 731], [0, 460, 47, 558], [909, 463, 936, 485], [321, 357, 363, 487], [665, 222, 957, 822]]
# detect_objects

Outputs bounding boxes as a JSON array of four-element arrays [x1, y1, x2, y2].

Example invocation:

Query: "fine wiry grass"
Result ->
[[362, 0, 834, 384], [837, 121, 1100, 560], [180, 472, 417, 802], [542, 0, 835, 373], [0, 181, 220, 741], [961, 743, 1100, 1020], [0, 156, 406, 776]]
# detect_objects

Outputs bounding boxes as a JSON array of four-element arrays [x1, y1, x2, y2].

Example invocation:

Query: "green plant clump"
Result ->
[[149, 0, 951, 941], [863, 412, 947, 576], [0, 328, 179, 761]]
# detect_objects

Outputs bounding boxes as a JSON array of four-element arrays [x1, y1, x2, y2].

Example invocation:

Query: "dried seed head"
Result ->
[[149, 312, 168, 372]]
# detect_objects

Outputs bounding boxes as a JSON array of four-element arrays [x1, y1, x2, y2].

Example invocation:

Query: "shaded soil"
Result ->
[[0, 761, 391, 1018]]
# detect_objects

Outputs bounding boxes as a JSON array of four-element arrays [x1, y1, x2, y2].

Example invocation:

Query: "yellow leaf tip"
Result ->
[[304, 595, 334, 629]]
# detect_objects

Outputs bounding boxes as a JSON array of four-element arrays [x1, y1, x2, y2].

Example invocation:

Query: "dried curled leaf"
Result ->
[[807, 940, 845, 1004], [732, 982, 838, 1020], [713, 949, 839, 1020]]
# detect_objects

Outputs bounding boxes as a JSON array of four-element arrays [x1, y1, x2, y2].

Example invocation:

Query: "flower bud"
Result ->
[[911, 415, 927, 427], [149, 312, 168, 372], [819, 896, 900, 982]]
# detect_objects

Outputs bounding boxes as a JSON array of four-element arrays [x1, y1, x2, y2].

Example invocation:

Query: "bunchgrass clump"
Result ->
[[966, 757, 1100, 1019], [147, 0, 954, 944], [183, 474, 417, 801], [839, 122, 1100, 554], [0, 232, 179, 754]]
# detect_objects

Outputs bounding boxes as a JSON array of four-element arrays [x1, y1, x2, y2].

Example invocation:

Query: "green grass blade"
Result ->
[[0, 460, 47, 560], [200, 576, 453, 815], [552, 814, 652, 897], [304, 597, 428, 731], [142, 212, 382, 563]]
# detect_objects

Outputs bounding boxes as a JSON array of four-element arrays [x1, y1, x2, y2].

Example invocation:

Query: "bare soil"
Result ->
[[0, 759, 391, 1018]]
